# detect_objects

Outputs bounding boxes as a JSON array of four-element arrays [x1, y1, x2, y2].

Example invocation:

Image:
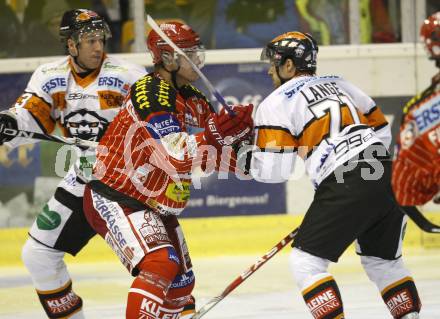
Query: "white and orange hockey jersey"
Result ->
[[5, 55, 146, 180], [251, 75, 391, 187], [392, 80, 440, 206]]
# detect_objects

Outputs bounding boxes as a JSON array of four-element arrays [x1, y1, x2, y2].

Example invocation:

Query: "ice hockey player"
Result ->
[[392, 12, 440, 213], [0, 9, 146, 318], [250, 31, 421, 318], [82, 21, 253, 318]]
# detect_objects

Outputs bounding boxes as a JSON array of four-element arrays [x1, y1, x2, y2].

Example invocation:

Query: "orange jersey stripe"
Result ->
[[51, 92, 66, 110], [256, 127, 298, 148], [23, 95, 55, 133], [356, 110, 369, 125], [364, 106, 388, 129]]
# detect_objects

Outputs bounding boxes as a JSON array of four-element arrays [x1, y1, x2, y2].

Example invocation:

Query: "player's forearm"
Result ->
[[250, 151, 297, 183], [1, 109, 48, 149]]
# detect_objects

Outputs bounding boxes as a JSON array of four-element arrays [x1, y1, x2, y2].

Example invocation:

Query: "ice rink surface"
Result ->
[[1, 248, 439, 319]]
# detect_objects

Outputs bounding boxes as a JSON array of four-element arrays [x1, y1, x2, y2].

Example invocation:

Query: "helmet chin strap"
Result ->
[[275, 65, 290, 85], [162, 63, 181, 89], [72, 55, 96, 72]]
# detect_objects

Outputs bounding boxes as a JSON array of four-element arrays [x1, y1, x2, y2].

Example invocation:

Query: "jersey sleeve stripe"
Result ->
[[256, 127, 299, 149], [23, 91, 52, 106], [51, 92, 66, 110], [363, 106, 388, 129], [364, 105, 378, 116], [257, 147, 297, 153], [255, 125, 293, 135], [23, 95, 56, 133], [356, 110, 369, 124]]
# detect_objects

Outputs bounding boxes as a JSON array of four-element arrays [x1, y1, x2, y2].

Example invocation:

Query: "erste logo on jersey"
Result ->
[[98, 76, 129, 93], [42, 77, 67, 93], [412, 95, 440, 134], [146, 113, 181, 139]]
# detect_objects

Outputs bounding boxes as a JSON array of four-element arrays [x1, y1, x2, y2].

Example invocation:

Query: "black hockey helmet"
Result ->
[[59, 9, 111, 44], [261, 31, 318, 72]]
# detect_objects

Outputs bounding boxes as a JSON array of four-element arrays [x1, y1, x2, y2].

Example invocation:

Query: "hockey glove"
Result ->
[[204, 104, 254, 150], [0, 112, 18, 145]]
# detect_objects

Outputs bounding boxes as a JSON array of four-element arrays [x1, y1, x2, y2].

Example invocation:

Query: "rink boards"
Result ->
[[2, 213, 440, 267]]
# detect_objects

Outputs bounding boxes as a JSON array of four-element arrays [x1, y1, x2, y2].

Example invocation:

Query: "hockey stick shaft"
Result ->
[[0, 125, 98, 148], [192, 228, 299, 319], [401, 206, 440, 233], [146, 15, 232, 115]]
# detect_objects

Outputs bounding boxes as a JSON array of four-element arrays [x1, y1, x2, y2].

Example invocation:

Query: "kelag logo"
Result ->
[[146, 113, 181, 139]]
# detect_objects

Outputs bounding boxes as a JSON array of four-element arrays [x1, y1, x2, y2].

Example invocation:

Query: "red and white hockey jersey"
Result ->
[[392, 80, 440, 206], [6, 55, 146, 180], [251, 75, 391, 187], [92, 73, 218, 216]]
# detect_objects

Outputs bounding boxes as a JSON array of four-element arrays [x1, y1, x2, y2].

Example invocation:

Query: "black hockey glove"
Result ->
[[0, 113, 18, 145], [233, 136, 254, 175]]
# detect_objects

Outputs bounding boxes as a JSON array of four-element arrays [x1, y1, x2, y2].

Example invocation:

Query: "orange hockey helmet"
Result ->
[[147, 21, 205, 67], [420, 12, 440, 60]]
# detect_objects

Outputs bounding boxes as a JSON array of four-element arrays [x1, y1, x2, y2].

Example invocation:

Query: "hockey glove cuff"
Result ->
[[203, 104, 254, 150], [0, 112, 18, 145]]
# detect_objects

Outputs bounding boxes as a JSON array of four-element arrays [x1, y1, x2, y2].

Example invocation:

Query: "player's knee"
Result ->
[[137, 247, 180, 281], [22, 237, 39, 271], [22, 238, 67, 280], [361, 256, 421, 318], [289, 248, 330, 288], [360, 255, 410, 290], [127, 247, 182, 319], [22, 238, 72, 292]]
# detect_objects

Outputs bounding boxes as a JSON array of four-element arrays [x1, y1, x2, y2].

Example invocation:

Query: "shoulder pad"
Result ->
[[130, 75, 178, 119], [179, 84, 208, 101], [179, 84, 215, 112], [403, 84, 435, 115]]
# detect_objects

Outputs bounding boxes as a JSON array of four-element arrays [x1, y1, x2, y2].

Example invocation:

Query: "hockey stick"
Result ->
[[191, 228, 299, 319], [401, 206, 440, 233], [0, 124, 98, 148], [145, 15, 233, 115]]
